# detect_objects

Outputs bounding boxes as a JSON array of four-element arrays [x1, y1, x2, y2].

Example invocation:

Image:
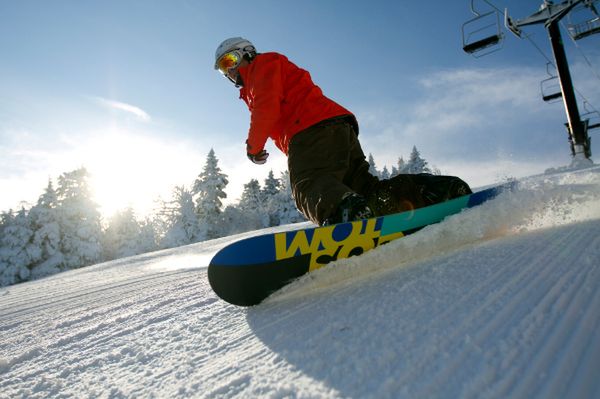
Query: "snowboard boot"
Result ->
[[366, 174, 473, 216], [366, 175, 427, 216], [324, 192, 373, 225], [413, 174, 472, 205]]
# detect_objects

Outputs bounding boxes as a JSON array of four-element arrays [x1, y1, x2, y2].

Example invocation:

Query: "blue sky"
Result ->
[[1, 0, 599, 217]]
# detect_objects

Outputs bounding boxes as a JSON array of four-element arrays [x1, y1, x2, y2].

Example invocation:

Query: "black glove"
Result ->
[[247, 149, 269, 165]]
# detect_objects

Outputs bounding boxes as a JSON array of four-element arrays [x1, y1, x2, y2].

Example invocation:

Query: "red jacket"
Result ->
[[238, 52, 353, 155]]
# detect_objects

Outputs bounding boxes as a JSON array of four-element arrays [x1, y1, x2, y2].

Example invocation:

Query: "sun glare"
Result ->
[[79, 131, 199, 219]]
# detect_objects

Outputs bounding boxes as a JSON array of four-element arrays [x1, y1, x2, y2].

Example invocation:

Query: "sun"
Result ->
[[78, 130, 199, 219]]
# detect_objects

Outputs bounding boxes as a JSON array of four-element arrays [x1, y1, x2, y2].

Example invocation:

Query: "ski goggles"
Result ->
[[215, 50, 242, 75]]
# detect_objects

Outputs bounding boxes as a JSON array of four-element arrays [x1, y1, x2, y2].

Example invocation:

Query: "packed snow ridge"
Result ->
[[1, 166, 599, 398]]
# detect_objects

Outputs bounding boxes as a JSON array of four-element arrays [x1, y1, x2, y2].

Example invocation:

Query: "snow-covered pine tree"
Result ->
[[0, 211, 11, 240], [137, 218, 158, 254], [368, 153, 380, 178], [148, 197, 170, 243], [192, 149, 228, 240], [160, 186, 201, 249], [238, 179, 268, 229], [391, 156, 408, 177], [406, 146, 432, 174], [239, 179, 263, 210], [0, 208, 39, 286], [262, 170, 282, 226], [224, 171, 304, 233], [55, 168, 102, 270], [262, 170, 281, 197], [28, 180, 64, 279], [221, 205, 247, 236], [381, 166, 391, 180], [102, 207, 144, 260], [270, 171, 305, 225]]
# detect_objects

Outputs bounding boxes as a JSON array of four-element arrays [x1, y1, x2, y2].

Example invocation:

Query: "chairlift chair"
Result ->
[[589, 120, 600, 130], [540, 63, 563, 103], [567, 0, 600, 40], [541, 76, 563, 102], [582, 101, 600, 130], [568, 17, 600, 39], [462, 0, 505, 57]]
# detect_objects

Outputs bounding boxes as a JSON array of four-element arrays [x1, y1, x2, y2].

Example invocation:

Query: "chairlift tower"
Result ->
[[505, 0, 597, 165], [463, 0, 600, 166]]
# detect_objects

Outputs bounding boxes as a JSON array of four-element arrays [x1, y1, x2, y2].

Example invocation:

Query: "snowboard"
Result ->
[[208, 182, 515, 306]]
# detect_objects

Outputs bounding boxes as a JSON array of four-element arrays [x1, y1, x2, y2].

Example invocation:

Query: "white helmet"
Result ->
[[214, 37, 256, 70]]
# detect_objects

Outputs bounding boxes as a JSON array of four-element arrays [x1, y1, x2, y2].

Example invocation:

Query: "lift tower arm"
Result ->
[[506, 1, 582, 36]]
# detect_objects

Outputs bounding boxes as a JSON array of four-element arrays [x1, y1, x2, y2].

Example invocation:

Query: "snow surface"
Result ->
[[1, 167, 599, 398]]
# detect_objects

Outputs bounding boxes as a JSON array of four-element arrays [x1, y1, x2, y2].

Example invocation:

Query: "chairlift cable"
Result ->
[[524, 32, 556, 67], [469, 0, 503, 15]]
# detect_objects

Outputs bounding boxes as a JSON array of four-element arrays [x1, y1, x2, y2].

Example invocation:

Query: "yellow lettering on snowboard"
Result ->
[[274, 219, 404, 271]]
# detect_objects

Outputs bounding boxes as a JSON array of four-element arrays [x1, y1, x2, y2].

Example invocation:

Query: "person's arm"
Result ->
[[245, 58, 283, 156]]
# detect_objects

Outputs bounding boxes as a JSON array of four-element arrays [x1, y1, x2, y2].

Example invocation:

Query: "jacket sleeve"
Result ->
[[245, 58, 283, 154]]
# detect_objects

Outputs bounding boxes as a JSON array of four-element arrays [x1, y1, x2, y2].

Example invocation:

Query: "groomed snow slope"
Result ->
[[1, 167, 599, 398]]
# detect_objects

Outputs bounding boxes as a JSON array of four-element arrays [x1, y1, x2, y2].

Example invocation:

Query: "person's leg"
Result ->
[[343, 127, 379, 196], [288, 120, 376, 225]]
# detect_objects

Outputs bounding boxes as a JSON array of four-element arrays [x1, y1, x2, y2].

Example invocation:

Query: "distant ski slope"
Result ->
[[0, 167, 599, 398]]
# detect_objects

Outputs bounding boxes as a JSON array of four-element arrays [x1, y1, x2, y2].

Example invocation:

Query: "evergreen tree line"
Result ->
[[0, 146, 436, 287], [368, 145, 440, 179]]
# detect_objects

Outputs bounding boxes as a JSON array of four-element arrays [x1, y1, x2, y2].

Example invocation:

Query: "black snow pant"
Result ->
[[287, 116, 378, 225]]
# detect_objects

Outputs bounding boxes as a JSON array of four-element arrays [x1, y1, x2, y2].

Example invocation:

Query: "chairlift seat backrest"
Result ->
[[541, 76, 563, 103]]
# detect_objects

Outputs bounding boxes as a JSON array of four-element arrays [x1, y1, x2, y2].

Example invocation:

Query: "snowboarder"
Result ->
[[214, 37, 471, 226]]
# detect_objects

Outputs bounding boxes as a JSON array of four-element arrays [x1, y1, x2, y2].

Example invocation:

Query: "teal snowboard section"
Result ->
[[208, 182, 516, 306]]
